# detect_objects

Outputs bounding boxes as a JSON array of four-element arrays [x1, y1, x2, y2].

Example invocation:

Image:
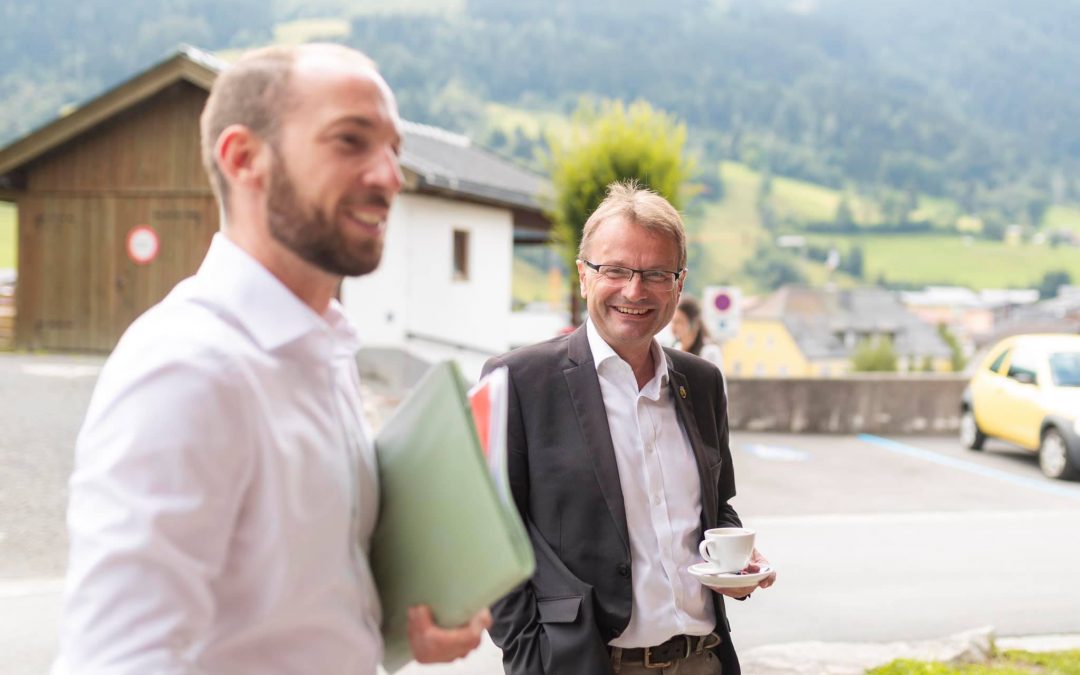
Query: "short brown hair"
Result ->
[[578, 180, 687, 269], [198, 44, 376, 211]]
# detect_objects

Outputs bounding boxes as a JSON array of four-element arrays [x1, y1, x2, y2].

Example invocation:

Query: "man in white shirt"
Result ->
[[483, 182, 775, 675], [54, 44, 489, 674]]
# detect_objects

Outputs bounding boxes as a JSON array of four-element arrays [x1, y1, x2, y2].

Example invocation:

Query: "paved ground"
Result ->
[[4, 353, 1080, 674], [730, 432, 1080, 647]]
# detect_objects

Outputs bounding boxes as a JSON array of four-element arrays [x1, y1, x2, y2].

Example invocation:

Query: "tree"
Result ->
[[741, 243, 807, 291], [851, 336, 898, 372], [1038, 269, 1072, 300], [834, 197, 855, 229], [937, 323, 966, 372], [546, 98, 695, 322], [841, 244, 864, 279]]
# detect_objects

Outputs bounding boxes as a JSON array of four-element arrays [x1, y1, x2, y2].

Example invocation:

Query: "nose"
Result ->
[[367, 145, 404, 196], [622, 272, 649, 301]]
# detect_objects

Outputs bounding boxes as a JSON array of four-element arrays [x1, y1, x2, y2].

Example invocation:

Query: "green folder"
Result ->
[[371, 360, 535, 672]]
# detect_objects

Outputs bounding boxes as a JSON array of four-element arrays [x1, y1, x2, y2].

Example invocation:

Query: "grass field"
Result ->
[[719, 161, 889, 226], [870, 648, 1080, 674], [1044, 204, 1080, 232], [0, 203, 15, 269], [807, 232, 1080, 288]]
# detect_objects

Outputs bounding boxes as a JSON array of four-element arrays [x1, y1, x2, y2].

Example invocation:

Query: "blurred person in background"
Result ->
[[671, 296, 724, 371]]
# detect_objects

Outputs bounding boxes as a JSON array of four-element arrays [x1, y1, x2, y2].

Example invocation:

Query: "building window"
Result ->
[[453, 229, 469, 281]]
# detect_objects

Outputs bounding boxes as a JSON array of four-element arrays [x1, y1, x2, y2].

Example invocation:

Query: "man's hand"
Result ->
[[710, 547, 777, 600], [406, 605, 492, 664]]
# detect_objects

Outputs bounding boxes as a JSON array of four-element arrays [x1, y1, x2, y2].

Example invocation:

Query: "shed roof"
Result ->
[[0, 45, 548, 214]]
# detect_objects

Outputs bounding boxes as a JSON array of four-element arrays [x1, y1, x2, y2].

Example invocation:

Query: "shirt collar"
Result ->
[[585, 318, 669, 398], [194, 233, 361, 355]]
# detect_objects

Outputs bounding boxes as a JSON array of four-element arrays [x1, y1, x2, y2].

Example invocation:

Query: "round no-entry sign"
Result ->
[[126, 225, 159, 265]]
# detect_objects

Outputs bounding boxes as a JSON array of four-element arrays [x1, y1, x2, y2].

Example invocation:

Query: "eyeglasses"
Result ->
[[580, 260, 683, 290]]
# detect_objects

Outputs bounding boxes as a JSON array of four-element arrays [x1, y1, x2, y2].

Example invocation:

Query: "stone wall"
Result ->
[[726, 375, 968, 434]]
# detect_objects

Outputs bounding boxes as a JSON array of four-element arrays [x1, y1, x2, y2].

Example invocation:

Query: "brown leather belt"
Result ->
[[618, 633, 722, 669]]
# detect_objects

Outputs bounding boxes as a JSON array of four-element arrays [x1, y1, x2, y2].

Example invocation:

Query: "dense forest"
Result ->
[[2, 0, 1078, 229]]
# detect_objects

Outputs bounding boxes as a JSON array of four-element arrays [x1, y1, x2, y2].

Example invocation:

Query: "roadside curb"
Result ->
[[740, 626, 1080, 675]]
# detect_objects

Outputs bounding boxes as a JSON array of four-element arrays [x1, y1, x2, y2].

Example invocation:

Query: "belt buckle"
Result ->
[[643, 637, 689, 669], [643, 646, 673, 670]]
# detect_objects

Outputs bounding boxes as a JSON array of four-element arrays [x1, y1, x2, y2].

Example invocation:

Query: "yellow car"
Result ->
[[961, 334, 1080, 480]]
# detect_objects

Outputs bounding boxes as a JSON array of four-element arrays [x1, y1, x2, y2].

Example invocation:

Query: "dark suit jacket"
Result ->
[[482, 325, 742, 675]]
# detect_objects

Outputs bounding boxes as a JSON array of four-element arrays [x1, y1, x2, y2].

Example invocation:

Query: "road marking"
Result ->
[[858, 434, 1080, 501], [0, 578, 65, 599], [738, 443, 811, 462]]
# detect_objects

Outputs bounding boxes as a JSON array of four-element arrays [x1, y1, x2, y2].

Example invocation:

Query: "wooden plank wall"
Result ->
[[16, 82, 219, 352]]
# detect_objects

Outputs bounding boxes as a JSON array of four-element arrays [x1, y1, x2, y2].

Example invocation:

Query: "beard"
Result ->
[[266, 148, 386, 277]]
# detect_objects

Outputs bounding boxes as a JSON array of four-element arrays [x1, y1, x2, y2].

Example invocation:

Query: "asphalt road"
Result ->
[[3, 353, 1080, 674]]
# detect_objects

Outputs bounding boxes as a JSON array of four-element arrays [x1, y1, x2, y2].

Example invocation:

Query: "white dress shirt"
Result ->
[[586, 321, 716, 648], [54, 234, 382, 675]]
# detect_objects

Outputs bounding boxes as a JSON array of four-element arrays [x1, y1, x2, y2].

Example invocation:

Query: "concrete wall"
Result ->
[[726, 375, 968, 434]]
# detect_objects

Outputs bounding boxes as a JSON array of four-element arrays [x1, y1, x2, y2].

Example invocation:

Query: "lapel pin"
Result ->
[[679, 386, 687, 399]]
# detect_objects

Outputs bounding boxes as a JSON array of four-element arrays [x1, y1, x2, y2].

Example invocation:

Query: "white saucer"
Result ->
[[688, 562, 773, 589]]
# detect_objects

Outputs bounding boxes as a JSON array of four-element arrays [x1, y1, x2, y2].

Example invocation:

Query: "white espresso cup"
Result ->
[[698, 527, 755, 573]]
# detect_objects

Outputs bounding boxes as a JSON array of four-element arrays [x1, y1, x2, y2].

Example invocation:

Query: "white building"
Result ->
[[342, 121, 556, 381]]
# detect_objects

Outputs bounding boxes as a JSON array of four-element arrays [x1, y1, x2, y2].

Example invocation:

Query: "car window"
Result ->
[[1049, 352, 1080, 387], [987, 347, 1010, 374], [1007, 348, 1039, 384]]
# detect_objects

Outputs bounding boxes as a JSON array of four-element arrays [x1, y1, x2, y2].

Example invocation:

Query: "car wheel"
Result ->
[[1039, 428, 1080, 480], [960, 408, 985, 450]]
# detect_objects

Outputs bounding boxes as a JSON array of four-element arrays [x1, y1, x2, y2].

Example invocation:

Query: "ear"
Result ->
[[215, 124, 269, 192], [675, 270, 686, 297], [577, 259, 588, 299]]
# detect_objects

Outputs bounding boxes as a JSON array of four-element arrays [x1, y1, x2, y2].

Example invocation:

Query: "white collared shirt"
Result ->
[[54, 234, 382, 675], [586, 321, 717, 648]]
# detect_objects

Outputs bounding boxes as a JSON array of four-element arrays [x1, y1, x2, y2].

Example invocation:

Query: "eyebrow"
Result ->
[[327, 115, 402, 147]]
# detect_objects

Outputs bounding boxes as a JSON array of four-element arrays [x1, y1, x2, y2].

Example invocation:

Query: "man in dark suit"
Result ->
[[484, 181, 775, 674]]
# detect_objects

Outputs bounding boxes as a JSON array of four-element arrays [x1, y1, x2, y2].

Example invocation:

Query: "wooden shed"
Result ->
[[0, 47, 550, 352], [0, 48, 219, 351]]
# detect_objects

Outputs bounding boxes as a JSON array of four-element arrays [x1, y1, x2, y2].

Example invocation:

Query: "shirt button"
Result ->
[[617, 563, 631, 577], [653, 495, 662, 506], [645, 444, 654, 454]]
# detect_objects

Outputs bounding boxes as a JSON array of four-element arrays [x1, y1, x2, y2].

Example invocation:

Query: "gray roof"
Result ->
[[0, 45, 549, 215], [750, 286, 952, 359], [400, 121, 547, 212]]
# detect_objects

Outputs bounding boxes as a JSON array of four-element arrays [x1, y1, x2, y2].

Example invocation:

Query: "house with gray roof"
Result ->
[[724, 286, 953, 377]]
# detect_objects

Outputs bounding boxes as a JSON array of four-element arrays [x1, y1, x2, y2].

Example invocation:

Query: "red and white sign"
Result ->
[[703, 285, 742, 341], [126, 225, 160, 265]]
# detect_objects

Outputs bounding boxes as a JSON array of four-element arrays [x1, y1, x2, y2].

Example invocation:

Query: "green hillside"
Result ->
[[1045, 205, 1080, 233], [807, 234, 1080, 289]]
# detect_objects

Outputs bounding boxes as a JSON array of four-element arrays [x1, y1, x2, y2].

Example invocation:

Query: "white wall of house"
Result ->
[[342, 192, 513, 357]]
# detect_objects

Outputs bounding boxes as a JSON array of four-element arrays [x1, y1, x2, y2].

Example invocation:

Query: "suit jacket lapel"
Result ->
[[667, 357, 720, 531], [564, 326, 630, 553]]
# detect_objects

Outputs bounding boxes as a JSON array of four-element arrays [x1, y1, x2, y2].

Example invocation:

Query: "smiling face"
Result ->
[[578, 215, 684, 361], [266, 50, 403, 277]]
